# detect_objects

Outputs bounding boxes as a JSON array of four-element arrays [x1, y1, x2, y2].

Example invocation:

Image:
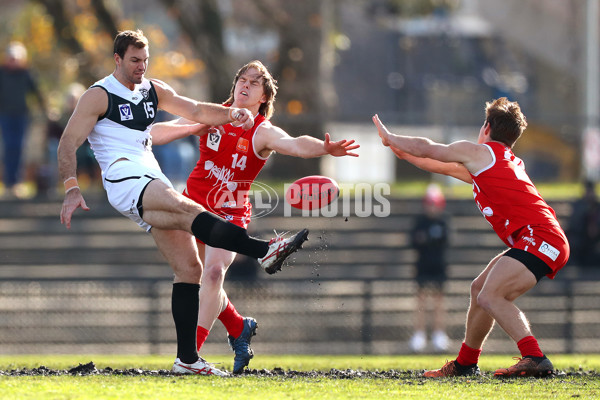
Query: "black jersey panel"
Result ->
[[90, 84, 158, 132]]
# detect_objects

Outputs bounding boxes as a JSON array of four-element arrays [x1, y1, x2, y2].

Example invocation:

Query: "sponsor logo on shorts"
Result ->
[[523, 236, 536, 246], [539, 241, 559, 261], [129, 199, 136, 215]]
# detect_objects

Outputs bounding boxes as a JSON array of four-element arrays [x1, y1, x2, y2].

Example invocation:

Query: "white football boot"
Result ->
[[172, 357, 229, 376], [258, 229, 309, 274]]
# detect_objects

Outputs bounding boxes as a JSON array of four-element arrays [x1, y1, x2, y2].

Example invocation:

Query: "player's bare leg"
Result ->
[[424, 253, 503, 377], [197, 245, 258, 374], [197, 247, 236, 329]]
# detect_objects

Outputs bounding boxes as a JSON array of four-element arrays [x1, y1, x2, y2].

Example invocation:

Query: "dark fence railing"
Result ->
[[0, 195, 596, 355], [0, 272, 598, 355]]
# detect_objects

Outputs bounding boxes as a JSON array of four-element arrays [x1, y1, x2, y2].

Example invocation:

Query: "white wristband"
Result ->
[[65, 185, 80, 194]]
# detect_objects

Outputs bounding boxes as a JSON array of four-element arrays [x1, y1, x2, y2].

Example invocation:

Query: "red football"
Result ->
[[285, 175, 339, 210]]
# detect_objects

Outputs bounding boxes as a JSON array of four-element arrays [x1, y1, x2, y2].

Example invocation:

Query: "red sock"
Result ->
[[196, 326, 209, 353], [217, 300, 244, 338], [517, 335, 544, 358], [456, 342, 482, 366]]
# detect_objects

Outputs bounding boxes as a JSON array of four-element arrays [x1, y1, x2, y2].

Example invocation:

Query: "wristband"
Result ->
[[64, 177, 80, 194]]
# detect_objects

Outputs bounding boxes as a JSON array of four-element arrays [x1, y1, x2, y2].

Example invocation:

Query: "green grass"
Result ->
[[1, 354, 600, 399]]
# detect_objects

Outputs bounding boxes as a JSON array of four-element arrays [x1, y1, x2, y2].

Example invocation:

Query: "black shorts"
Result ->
[[505, 248, 553, 282]]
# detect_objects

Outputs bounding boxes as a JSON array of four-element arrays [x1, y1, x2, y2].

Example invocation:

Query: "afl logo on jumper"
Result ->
[[119, 104, 134, 121]]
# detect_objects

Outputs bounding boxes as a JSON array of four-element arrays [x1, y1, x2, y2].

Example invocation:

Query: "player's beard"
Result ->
[[128, 70, 144, 85]]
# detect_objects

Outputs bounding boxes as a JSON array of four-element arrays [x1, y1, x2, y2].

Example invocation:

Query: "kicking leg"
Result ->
[[141, 179, 307, 266]]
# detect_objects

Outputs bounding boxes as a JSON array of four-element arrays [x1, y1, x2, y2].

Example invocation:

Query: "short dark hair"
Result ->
[[113, 30, 148, 59], [485, 97, 527, 147], [224, 60, 278, 119]]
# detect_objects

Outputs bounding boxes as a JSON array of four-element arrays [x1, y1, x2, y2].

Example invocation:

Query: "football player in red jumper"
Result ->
[[151, 60, 359, 373], [373, 97, 569, 378]]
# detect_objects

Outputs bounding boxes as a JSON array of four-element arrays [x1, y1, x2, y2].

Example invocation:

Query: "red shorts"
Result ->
[[182, 187, 249, 244], [509, 225, 570, 279]]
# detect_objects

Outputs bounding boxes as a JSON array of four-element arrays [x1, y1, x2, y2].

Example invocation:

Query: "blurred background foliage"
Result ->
[[0, 0, 596, 184]]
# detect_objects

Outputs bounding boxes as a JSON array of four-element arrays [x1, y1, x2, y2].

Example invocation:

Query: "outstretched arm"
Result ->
[[257, 124, 360, 158], [150, 118, 211, 145], [389, 146, 472, 183], [151, 78, 254, 130], [373, 114, 473, 183]]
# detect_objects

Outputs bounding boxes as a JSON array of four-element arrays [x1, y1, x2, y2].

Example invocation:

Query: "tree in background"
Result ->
[[156, 0, 339, 178], [2, 0, 342, 179]]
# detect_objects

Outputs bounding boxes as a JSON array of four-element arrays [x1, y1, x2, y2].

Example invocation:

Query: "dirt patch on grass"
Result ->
[[1, 361, 599, 379]]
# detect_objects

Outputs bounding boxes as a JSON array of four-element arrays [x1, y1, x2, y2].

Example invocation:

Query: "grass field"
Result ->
[[1, 354, 599, 399]]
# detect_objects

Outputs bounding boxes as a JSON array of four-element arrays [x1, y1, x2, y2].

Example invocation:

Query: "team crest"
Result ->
[[118, 104, 133, 121], [139, 88, 150, 100]]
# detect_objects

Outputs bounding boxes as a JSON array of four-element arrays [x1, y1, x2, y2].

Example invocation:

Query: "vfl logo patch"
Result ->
[[119, 104, 133, 121], [236, 138, 249, 153], [539, 241, 559, 261], [207, 128, 222, 151]]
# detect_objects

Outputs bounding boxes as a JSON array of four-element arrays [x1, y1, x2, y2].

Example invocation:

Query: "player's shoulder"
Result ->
[[78, 86, 108, 114], [149, 78, 172, 91], [447, 139, 486, 158], [256, 119, 282, 136], [457, 141, 494, 175], [149, 78, 176, 103]]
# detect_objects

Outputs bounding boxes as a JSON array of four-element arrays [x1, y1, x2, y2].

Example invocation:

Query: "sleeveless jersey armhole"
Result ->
[[148, 80, 159, 107], [471, 143, 496, 177], [90, 85, 111, 121], [252, 120, 272, 161]]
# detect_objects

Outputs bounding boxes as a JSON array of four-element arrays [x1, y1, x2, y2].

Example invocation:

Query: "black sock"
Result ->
[[171, 283, 200, 364], [455, 360, 477, 369], [526, 355, 548, 361], [191, 212, 269, 258]]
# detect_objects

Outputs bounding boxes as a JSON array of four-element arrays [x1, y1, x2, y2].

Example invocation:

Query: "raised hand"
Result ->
[[372, 114, 391, 147], [323, 132, 360, 157]]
